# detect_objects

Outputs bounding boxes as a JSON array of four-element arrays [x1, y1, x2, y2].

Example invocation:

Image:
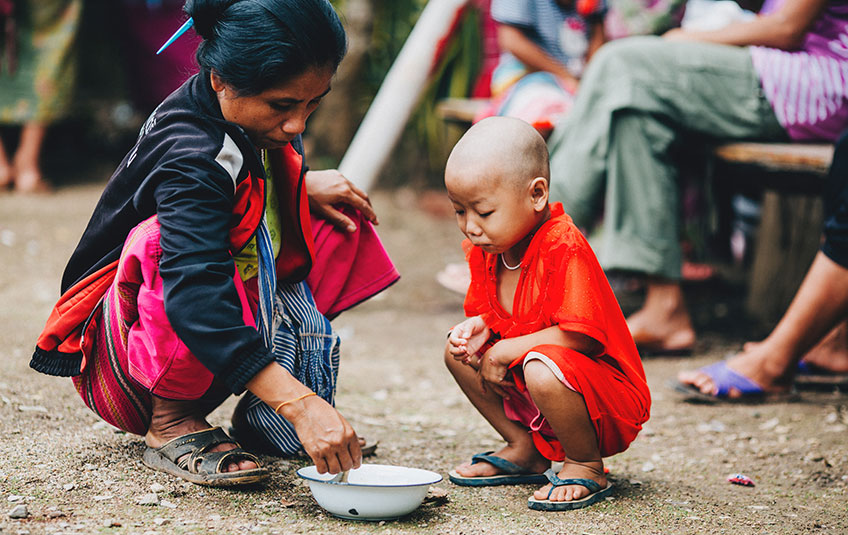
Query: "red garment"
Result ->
[[463, 203, 651, 459]]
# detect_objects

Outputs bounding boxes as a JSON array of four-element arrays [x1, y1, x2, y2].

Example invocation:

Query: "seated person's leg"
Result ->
[[677, 131, 848, 399]]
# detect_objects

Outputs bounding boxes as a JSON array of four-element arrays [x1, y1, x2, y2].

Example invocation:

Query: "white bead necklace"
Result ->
[[500, 253, 522, 271]]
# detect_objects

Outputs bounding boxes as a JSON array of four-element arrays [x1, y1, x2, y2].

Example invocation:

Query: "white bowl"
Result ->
[[296, 464, 443, 521]]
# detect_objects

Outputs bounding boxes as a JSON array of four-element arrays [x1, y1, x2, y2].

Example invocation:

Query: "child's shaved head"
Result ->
[[446, 116, 550, 190]]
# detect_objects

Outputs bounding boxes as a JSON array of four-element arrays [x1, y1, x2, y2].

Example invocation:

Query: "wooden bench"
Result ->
[[436, 97, 834, 323]]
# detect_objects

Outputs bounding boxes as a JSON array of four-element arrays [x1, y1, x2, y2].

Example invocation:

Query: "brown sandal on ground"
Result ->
[[142, 427, 269, 487]]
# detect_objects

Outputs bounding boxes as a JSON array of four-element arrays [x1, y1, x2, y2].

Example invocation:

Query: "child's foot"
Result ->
[[453, 444, 549, 478], [533, 459, 606, 503]]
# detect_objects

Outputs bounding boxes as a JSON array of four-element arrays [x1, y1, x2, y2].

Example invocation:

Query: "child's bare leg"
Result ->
[[523, 360, 606, 502], [445, 350, 549, 476]]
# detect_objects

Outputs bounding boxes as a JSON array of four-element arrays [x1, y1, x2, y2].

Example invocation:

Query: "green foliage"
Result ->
[[412, 4, 482, 168], [332, 0, 484, 185]]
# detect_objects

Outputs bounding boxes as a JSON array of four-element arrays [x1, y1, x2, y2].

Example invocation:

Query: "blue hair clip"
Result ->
[[156, 18, 194, 55]]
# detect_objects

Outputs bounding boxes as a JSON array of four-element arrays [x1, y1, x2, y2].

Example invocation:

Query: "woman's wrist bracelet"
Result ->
[[274, 392, 317, 414]]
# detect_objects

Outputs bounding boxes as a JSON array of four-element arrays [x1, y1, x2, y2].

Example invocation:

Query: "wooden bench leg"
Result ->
[[746, 190, 824, 324]]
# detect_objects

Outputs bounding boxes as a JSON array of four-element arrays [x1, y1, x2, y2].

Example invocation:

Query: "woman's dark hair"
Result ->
[[184, 0, 347, 95]]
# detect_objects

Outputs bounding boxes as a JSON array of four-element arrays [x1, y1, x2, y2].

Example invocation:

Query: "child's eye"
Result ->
[[454, 209, 465, 216], [479, 211, 493, 217]]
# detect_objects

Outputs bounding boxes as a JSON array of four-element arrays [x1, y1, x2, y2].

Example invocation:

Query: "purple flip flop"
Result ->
[[670, 361, 796, 404]]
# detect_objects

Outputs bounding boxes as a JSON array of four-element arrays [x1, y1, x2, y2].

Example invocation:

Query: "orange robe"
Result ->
[[463, 203, 651, 459]]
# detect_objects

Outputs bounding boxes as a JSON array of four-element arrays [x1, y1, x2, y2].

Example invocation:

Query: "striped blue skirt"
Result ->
[[241, 280, 340, 456]]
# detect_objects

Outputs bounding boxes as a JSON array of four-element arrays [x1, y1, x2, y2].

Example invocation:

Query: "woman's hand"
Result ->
[[305, 169, 378, 232], [281, 394, 362, 474], [447, 316, 490, 365], [245, 362, 361, 474]]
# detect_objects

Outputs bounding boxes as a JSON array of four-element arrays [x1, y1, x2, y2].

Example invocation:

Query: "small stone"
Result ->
[[47, 509, 66, 519], [153, 517, 168, 526], [93, 494, 114, 501], [136, 493, 160, 506], [641, 461, 656, 472], [8, 504, 27, 518], [696, 420, 726, 433], [629, 479, 644, 486], [63, 483, 76, 491], [83, 463, 97, 471], [103, 519, 121, 528], [758, 417, 779, 431], [159, 500, 177, 509], [150, 483, 166, 494], [17, 405, 47, 413], [7, 495, 24, 502]]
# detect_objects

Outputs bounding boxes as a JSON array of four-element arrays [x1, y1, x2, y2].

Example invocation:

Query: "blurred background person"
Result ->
[[0, 0, 81, 193]]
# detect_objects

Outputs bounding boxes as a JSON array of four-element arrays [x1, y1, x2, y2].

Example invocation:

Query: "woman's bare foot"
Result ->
[[533, 458, 606, 503], [627, 281, 695, 353], [146, 397, 257, 473], [453, 442, 549, 478], [677, 342, 794, 398]]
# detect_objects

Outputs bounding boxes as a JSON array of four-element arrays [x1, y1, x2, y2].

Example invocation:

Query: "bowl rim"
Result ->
[[296, 464, 443, 488]]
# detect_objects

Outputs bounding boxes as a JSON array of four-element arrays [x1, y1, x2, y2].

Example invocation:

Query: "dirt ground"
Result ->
[[1, 178, 847, 535]]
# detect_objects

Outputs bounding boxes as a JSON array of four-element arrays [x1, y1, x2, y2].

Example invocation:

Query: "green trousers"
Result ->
[[547, 36, 785, 280]]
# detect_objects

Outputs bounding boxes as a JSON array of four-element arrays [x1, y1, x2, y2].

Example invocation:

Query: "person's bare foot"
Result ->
[[532, 458, 606, 503], [627, 280, 696, 353], [436, 262, 471, 296], [800, 322, 848, 373], [13, 168, 51, 194], [627, 306, 695, 353], [453, 443, 549, 478], [146, 397, 257, 473], [677, 342, 793, 399], [0, 163, 12, 191]]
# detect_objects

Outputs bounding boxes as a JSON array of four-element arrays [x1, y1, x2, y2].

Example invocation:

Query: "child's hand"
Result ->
[[447, 316, 490, 365], [477, 339, 518, 397]]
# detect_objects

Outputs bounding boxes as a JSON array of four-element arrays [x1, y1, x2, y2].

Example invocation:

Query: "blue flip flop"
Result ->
[[671, 360, 796, 403], [527, 468, 613, 511], [796, 361, 848, 391], [448, 451, 549, 486]]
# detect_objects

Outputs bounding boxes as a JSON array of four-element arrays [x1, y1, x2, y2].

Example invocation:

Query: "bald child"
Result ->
[[444, 117, 650, 511]]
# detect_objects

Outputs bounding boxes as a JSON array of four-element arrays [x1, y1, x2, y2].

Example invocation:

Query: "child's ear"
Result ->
[[529, 177, 549, 210]]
